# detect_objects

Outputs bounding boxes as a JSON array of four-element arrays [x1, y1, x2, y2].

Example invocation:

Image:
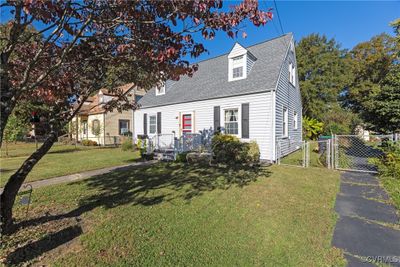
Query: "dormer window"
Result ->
[[232, 56, 244, 79], [228, 43, 256, 82], [156, 83, 165, 96]]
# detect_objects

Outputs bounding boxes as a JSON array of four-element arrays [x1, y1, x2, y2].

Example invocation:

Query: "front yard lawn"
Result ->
[[1, 163, 345, 266], [0, 143, 139, 187]]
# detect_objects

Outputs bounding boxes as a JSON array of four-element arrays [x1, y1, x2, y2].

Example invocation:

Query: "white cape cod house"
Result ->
[[133, 33, 302, 162]]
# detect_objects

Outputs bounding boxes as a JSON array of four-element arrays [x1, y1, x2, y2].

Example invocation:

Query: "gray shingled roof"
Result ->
[[139, 33, 291, 108]]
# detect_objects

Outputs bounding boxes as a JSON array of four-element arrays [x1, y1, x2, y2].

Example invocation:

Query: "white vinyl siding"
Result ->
[[275, 36, 302, 157], [134, 92, 274, 160]]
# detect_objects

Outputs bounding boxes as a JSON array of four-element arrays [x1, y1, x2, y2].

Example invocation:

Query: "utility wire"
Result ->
[[273, 0, 285, 35]]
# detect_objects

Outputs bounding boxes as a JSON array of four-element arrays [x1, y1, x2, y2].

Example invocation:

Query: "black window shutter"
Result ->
[[214, 106, 220, 132], [242, 103, 249, 138], [157, 112, 161, 134], [143, 113, 147, 135]]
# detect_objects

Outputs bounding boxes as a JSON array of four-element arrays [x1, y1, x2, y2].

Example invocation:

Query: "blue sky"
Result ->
[[189, 1, 400, 62], [1, 1, 398, 63]]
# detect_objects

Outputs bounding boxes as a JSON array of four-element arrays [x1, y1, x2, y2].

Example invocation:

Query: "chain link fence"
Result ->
[[276, 140, 306, 167], [333, 134, 394, 173], [307, 140, 332, 169], [276, 133, 400, 173]]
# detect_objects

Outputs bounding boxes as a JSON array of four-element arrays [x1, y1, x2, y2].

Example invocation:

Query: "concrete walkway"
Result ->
[[332, 171, 400, 267], [0, 160, 156, 194]]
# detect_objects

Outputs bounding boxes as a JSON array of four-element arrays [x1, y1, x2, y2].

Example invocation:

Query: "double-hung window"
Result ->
[[283, 108, 288, 137], [224, 108, 239, 135], [92, 119, 100, 135], [232, 56, 244, 79], [289, 63, 296, 86], [119, 120, 130, 135], [82, 121, 88, 135], [156, 83, 165, 96], [149, 115, 157, 134]]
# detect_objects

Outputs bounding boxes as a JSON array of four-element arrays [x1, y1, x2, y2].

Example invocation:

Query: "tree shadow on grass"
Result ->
[[5, 225, 83, 265], [7, 162, 271, 265]]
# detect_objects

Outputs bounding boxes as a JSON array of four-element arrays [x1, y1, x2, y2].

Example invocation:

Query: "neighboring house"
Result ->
[[71, 83, 145, 146], [133, 33, 302, 161]]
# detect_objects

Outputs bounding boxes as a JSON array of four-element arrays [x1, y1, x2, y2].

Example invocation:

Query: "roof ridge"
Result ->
[[191, 33, 291, 66]]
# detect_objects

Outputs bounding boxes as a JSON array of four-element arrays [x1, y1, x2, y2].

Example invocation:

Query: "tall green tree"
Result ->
[[1, 0, 273, 234], [345, 33, 399, 120], [296, 34, 353, 120], [391, 18, 400, 45], [3, 114, 29, 156], [296, 34, 355, 134], [366, 64, 400, 132]]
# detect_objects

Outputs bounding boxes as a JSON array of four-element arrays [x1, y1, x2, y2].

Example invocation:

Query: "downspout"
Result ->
[[75, 116, 79, 148], [132, 108, 135, 146], [103, 113, 106, 146]]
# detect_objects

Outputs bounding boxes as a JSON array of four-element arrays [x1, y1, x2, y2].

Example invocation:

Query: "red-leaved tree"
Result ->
[[0, 0, 272, 234]]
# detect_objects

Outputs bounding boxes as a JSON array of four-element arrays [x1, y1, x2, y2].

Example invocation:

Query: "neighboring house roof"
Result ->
[[77, 83, 144, 115], [139, 33, 292, 108]]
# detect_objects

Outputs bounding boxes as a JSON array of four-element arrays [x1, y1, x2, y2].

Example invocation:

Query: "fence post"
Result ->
[[333, 135, 338, 170], [327, 139, 331, 169]]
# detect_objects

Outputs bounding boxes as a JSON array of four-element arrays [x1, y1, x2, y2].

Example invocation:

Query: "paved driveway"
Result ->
[[332, 171, 400, 266]]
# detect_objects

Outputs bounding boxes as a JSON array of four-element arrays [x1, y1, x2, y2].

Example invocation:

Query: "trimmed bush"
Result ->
[[121, 138, 134, 151], [212, 134, 242, 164], [212, 134, 260, 166], [375, 142, 400, 179], [239, 141, 260, 166], [175, 152, 189, 163], [82, 140, 98, 146]]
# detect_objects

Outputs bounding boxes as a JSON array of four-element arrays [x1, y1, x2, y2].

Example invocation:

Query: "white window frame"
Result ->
[[155, 83, 165, 96], [119, 119, 130, 135], [149, 114, 157, 134], [229, 54, 247, 82], [223, 107, 240, 137], [289, 62, 296, 86], [293, 112, 298, 130], [283, 107, 288, 137], [232, 66, 243, 79]]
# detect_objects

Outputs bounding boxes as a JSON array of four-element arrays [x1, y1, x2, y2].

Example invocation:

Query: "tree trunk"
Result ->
[[0, 83, 16, 147], [0, 131, 58, 234]]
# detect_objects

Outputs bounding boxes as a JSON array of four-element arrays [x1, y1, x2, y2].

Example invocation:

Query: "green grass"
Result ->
[[2, 163, 345, 266], [280, 142, 329, 168], [381, 176, 400, 210], [280, 148, 305, 166], [0, 142, 140, 187]]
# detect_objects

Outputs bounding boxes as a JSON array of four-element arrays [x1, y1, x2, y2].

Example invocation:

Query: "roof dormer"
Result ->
[[155, 82, 165, 96], [228, 43, 256, 82]]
